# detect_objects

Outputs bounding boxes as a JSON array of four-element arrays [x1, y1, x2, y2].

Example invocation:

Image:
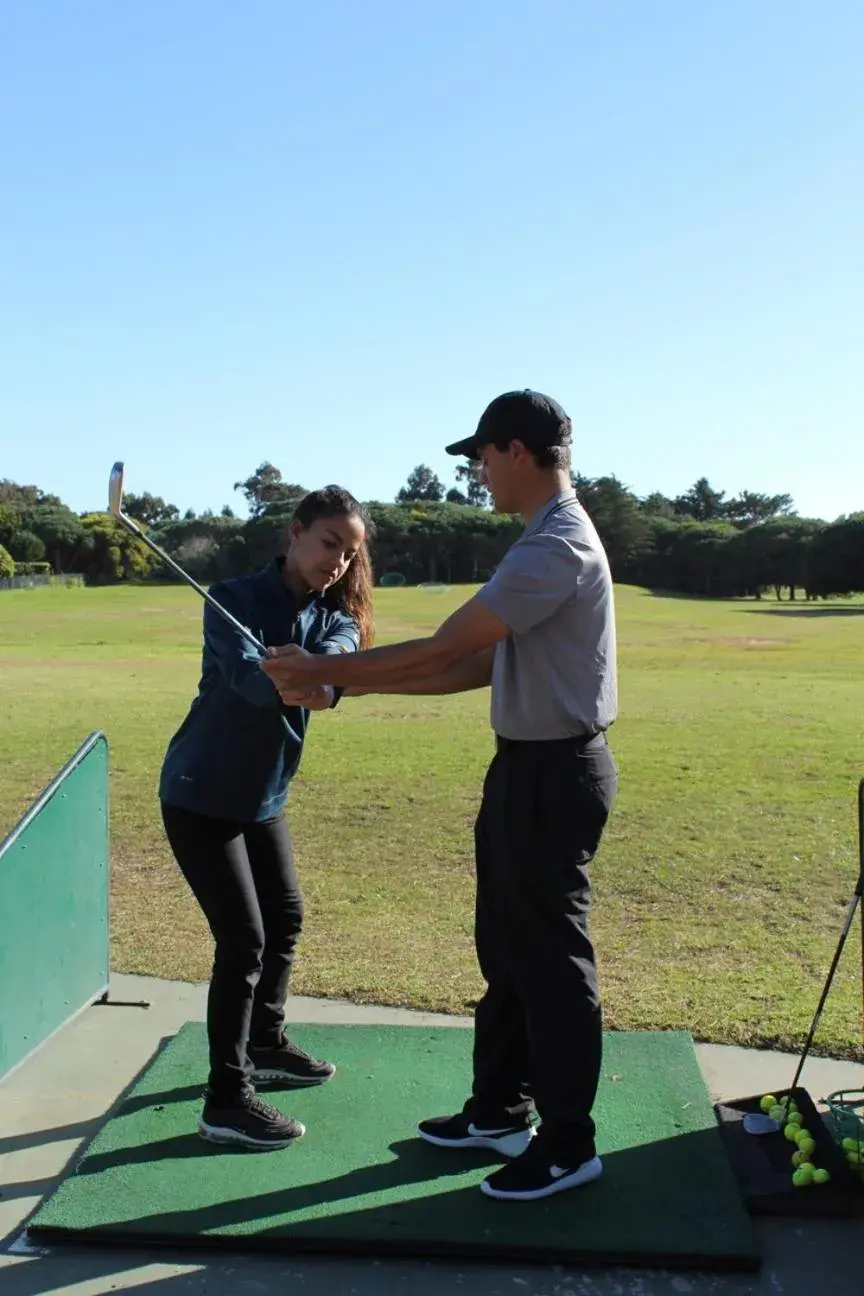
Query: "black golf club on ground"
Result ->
[[742, 777, 864, 1136]]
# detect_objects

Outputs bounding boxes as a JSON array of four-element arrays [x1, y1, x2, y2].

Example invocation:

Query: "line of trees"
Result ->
[[2, 465, 862, 600]]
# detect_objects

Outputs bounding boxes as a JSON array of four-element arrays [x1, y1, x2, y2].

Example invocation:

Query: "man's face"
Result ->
[[477, 441, 527, 515]]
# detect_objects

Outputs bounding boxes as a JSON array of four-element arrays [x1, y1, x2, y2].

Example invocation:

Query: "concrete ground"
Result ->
[[1, 973, 863, 1296]]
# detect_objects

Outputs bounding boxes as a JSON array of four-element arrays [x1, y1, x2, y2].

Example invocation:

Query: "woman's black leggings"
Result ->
[[161, 801, 304, 1100]]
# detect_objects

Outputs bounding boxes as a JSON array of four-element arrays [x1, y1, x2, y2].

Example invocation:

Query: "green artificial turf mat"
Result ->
[[28, 1023, 760, 1270]]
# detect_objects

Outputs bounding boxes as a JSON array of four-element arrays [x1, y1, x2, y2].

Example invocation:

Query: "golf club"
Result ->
[[108, 462, 267, 657], [742, 777, 864, 1136]]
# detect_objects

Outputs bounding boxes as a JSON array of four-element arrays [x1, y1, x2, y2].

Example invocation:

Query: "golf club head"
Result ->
[[108, 462, 125, 517], [742, 1112, 780, 1136]]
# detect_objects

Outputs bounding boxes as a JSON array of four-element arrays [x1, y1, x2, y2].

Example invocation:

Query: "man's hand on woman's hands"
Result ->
[[262, 644, 333, 709]]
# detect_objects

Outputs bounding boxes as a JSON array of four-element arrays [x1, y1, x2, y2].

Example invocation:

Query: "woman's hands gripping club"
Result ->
[[263, 645, 334, 710]]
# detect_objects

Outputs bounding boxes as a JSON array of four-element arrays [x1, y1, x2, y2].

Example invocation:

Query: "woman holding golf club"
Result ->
[[158, 485, 374, 1151]]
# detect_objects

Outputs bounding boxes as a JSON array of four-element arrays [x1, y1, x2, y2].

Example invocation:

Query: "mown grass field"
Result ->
[[2, 582, 863, 1058]]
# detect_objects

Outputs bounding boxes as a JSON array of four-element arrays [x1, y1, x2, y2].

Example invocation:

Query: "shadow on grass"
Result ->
[[744, 606, 864, 618], [644, 588, 864, 616], [647, 589, 718, 601], [29, 1127, 760, 1272]]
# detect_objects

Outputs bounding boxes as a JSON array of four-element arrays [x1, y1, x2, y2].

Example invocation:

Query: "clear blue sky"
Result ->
[[2, 1, 861, 522]]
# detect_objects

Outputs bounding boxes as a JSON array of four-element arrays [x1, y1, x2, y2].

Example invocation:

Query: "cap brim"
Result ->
[[444, 435, 481, 457]]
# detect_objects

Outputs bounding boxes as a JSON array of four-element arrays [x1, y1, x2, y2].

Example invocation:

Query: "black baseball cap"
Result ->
[[445, 389, 572, 458]]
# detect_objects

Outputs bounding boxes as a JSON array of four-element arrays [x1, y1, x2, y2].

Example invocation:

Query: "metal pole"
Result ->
[[785, 782, 864, 1099], [859, 779, 864, 1048]]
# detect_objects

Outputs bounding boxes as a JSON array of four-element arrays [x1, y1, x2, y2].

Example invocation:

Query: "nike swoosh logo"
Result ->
[[467, 1122, 515, 1137], [550, 1165, 570, 1178]]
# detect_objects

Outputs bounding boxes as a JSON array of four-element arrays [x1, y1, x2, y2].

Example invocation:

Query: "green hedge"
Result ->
[[14, 561, 52, 576]]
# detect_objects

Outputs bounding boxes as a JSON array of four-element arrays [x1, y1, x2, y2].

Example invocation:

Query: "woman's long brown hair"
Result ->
[[290, 486, 375, 648]]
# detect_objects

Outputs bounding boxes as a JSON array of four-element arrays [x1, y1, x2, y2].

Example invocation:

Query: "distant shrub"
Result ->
[[14, 561, 52, 576]]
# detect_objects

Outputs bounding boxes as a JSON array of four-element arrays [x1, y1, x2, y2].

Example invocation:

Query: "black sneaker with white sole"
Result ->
[[198, 1084, 305, 1150], [418, 1104, 536, 1160], [480, 1135, 602, 1200], [248, 1036, 336, 1088]]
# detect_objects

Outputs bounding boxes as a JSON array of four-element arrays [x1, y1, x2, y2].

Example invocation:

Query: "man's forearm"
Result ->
[[282, 635, 458, 689], [344, 648, 494, 697], [261, 592, 511, 696]]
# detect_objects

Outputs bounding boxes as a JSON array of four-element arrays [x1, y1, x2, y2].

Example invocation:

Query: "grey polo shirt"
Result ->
[[477, 490, 617, 741]]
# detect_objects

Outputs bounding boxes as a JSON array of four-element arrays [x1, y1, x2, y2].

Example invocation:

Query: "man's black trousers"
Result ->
[[471, 732, 617, 1154]]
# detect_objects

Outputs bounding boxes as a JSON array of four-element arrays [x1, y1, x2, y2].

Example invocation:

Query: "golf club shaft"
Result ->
[[114, 511, 267, 656], [788, 878, 863, 1096]]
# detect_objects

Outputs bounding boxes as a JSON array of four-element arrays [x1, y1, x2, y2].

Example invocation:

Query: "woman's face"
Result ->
[[288, 512, 365, 592]]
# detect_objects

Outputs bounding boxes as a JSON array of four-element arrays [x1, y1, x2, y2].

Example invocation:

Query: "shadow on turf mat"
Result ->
[[28, 1127, 760, 1271], [24, 1024, 761, 1270], [121, 1083, 207, 1116], [71, 1133, 501, 1178]]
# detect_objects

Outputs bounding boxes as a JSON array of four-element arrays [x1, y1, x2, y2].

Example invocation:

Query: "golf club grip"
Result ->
[[118, 513, 267, 655]]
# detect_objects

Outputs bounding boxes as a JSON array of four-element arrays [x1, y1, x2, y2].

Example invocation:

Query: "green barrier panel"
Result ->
[[0, 731, 110, 1083]]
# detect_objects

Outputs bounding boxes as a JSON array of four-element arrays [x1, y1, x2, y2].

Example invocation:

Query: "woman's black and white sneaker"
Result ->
[[480, 1135, 602, 1200], [248, 1036, 336, 1088], [418, 1103, 536, 1160], [198, 1084, 305, 1150]]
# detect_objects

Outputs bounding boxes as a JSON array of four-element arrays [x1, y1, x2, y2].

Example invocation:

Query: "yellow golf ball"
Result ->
[[760, 1094, 778, 1113], [792, 1163, 815, 1187], [813, 1169, 830, 1185]]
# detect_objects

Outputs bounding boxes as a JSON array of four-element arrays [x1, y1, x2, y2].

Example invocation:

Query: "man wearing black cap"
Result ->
[[263, 390, 618, 1201]]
